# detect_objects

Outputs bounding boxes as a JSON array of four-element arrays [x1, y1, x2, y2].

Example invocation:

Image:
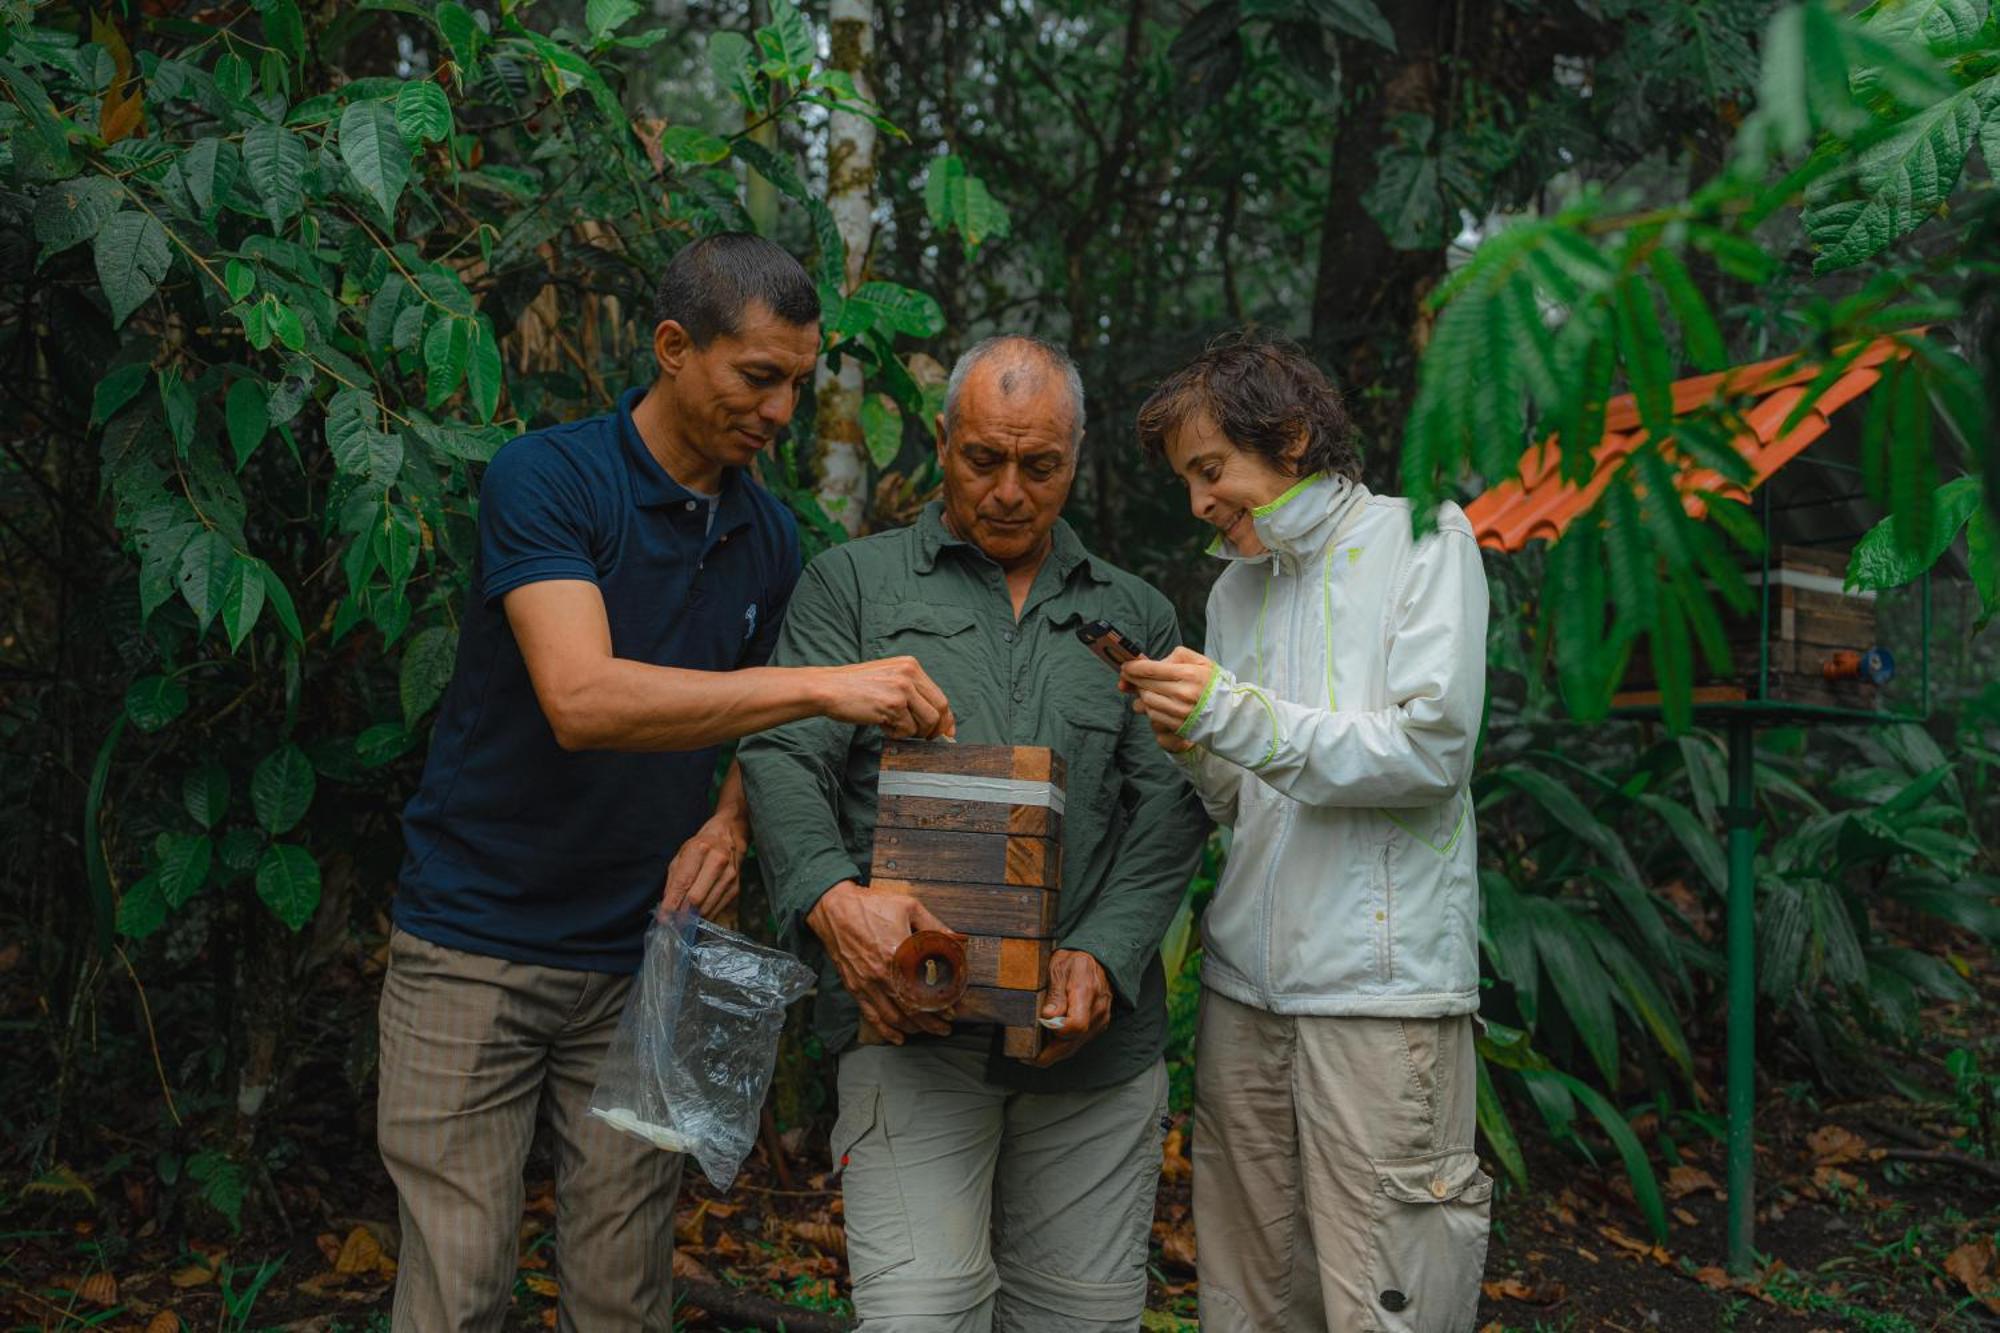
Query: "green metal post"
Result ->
[[1725, 719, 1758, 1273]]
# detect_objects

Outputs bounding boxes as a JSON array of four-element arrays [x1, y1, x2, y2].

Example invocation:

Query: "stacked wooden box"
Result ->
[[871, 740, 1066, 1059], [1616, 545, 1885, 710]]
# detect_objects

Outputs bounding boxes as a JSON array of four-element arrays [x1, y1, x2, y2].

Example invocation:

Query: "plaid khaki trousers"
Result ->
[[376, 929, 684, 1332]]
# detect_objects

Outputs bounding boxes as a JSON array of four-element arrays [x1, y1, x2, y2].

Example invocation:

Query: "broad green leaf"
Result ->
[[0, 58, 76, 179], [395, 81, 453, 145], [224, 258, 256, 301], [92, 363, 150, 426], [424, 316, 470, 407], [708, 31, 758, 107], [241, 122, 308, 230], [214, 51, 251, 102], [154, 831, 213, 908], [847, 282, 944, 338], [340, 99, 412, 224], [177, 529, 236, 630], [255, 842, 321, 930], [374, 503, 421, 586], [658, 125, 730, 166], [33, 176, 121, 255], [466, 316, 502, 423], [94, 211, 172, 327], [184, 762, 230, 830], [356, 723, 419, 768], [257, 561, 305, 645], [860, 393, 902, 468], [1527, 898, 1622, 1088], [117, 875, 167, 940], [125, 675, 189, 732], [586, 0, 642, 43], [1857, 0, 1990, 59], [1634, 792, 1726, 896], [760, 1, 816, 75], [1475, 1055, 1529, 1192], [1529, 1069, 1669, 1242], [435, 1, 484, 71], [1967, 506, 1998, 622], [263, 0, 306, 65], [1846, 473, 1979, 590], [221, 553, 266, 649], [251, 742, 316, 836], [923, 154, 1012, 255], [400, 626, 459, 726], [158, 367, 196, 453], [226, 378, 269, 469], [1301, 0, 1396, 51]]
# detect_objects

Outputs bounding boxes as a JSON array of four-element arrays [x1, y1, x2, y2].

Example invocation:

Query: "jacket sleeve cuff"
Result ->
[[1053, 931, 1142, 1010], [1181, 667, 1282, 771]]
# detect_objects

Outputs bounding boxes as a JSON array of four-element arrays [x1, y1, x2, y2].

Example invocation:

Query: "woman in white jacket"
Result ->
[[1122, 334, 1492, 1333]]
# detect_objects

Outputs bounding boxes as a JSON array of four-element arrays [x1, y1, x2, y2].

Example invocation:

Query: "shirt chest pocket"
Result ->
[[861, 602, 985, 735]]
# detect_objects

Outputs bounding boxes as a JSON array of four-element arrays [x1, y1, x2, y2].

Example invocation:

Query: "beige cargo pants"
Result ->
[[376, 929, 684, 1332], [1192, 991, 1491, 1333], [833, 1038, 1169, 1331]]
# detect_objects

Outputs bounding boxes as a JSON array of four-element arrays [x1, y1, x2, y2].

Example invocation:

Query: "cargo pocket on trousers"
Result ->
[[830, 1085, 915, 1285], [1364, 1148, 1493, 1332]]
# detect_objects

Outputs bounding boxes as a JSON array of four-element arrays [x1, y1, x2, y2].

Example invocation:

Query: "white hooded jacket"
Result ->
[[1176, 472, 1488, 1016]]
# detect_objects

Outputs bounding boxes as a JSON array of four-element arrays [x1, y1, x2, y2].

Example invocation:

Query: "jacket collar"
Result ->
[[1208, 473, 1369, 571], [914, 500, 1114, 584]]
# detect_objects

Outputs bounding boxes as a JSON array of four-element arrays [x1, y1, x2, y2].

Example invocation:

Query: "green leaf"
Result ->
[[255, 842, 320, 930], [93, 212, 172, 327], [184, 762, 231, 830], [1846, 475, 1980, 589], [658, 125, 731, 166], [258, 561, 305, 645], [466, 316, 502, 423], [708, 30, 758, 107], [1300, 0, 1396, 51], [251, 742, 316, 836], [860, 393, 902, 468], [263, 0, 306, 65], [424, 316, 470, 407], [0, 58, 76, 179], [1645, 247, 1724, 374], [759, 1, 816, 75], [221, 553, 266, 649], [400, 626, 459, 726], [33, 176, 121, 255], [158, 367, 196, 453], [117, 875, 167, 940], [356, 723, 419, 767], [1858, 0, 1991, 55], [922, 154, 1011, 255], [224, 258, 256, 302], [1475, 1055, 1529, 1192], [847, 282, 944, 338], [586, 0, 642, 43], [374, 503, 422, 586], [154, 831, 213, 908], [1530, 1069, 1669, 1242], [176, 529, 236, 630], [187, 1150, 248, 1230], [435, 1, 484, 71], [395, 81, 453, 145], [93, 363, 151, 428], [339, 99, 412, 224], [1634, 792, 1726, 896], [241, 122, 308, 230], [1527, 898, 1623, 1089], [125, 675, 189, 732], [226, 378, 269, 469], [1966, 506, 1999, 622]]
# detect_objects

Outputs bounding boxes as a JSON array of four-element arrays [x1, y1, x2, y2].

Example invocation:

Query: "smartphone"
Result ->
[[1077, 619, 1145, 670]]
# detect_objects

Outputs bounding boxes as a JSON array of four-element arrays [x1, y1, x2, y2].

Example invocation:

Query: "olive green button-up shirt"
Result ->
[[739, 502, 1210, 1092]]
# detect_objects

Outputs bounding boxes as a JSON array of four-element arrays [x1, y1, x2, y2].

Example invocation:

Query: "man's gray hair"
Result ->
[[942, 334, 1087, 448]]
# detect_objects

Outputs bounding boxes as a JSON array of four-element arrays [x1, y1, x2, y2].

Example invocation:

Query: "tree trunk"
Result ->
[[814, 0, 879, 535], [1309, 0, 1449, 488]]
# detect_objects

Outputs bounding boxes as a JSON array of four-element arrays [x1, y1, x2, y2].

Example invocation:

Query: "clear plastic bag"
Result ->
[[589, 911, 814, 1190]]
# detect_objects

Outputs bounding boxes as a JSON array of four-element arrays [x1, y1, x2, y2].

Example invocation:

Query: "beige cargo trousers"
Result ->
[[1193, 992, 1491, 1332], [834, 1039, 1170, 1331], [376, 929, 684, 1331]]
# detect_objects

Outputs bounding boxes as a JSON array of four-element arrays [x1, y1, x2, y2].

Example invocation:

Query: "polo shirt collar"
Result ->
[[913, 501, 1114, 584], [616, 386, 752, 529]]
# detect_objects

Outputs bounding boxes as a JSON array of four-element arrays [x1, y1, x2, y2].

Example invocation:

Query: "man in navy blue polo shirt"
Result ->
[[377, 234, 954, 1332]]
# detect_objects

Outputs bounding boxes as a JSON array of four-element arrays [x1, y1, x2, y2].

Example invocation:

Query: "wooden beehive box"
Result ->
[[871, 740, 1066, 1059], [1617, 545, 1886, 710]]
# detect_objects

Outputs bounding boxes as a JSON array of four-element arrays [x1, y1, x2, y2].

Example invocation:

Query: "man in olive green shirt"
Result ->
[[739, 335, 1207, 1330]]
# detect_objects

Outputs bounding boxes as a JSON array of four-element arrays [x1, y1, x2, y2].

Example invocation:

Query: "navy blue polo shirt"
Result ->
[[396, 387, 800, 972]]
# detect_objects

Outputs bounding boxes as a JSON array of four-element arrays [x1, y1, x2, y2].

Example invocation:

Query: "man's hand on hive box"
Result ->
[[808, 880, 957, 1042], [817, 657, 958, 740], [1029, 949, 1113, 1067], [658, 816, 746, 918]]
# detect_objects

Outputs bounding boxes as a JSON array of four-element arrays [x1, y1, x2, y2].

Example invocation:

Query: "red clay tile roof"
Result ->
[[1463, 336, 1913, 553]]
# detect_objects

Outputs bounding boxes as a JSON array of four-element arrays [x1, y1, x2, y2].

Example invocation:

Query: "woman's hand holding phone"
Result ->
[[1120, 646, 1216, 753]]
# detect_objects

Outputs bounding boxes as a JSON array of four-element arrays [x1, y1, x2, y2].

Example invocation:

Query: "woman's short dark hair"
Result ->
[[650, 233, 820, 347], [1135, 331, 1361, 482]]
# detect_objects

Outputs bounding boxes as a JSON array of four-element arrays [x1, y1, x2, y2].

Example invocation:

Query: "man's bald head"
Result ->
[[941, 334, 1086, 451]]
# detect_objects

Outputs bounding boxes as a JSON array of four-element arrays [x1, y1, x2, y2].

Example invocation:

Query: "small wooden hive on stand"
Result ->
[[871, 740, 1066, 1060]]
